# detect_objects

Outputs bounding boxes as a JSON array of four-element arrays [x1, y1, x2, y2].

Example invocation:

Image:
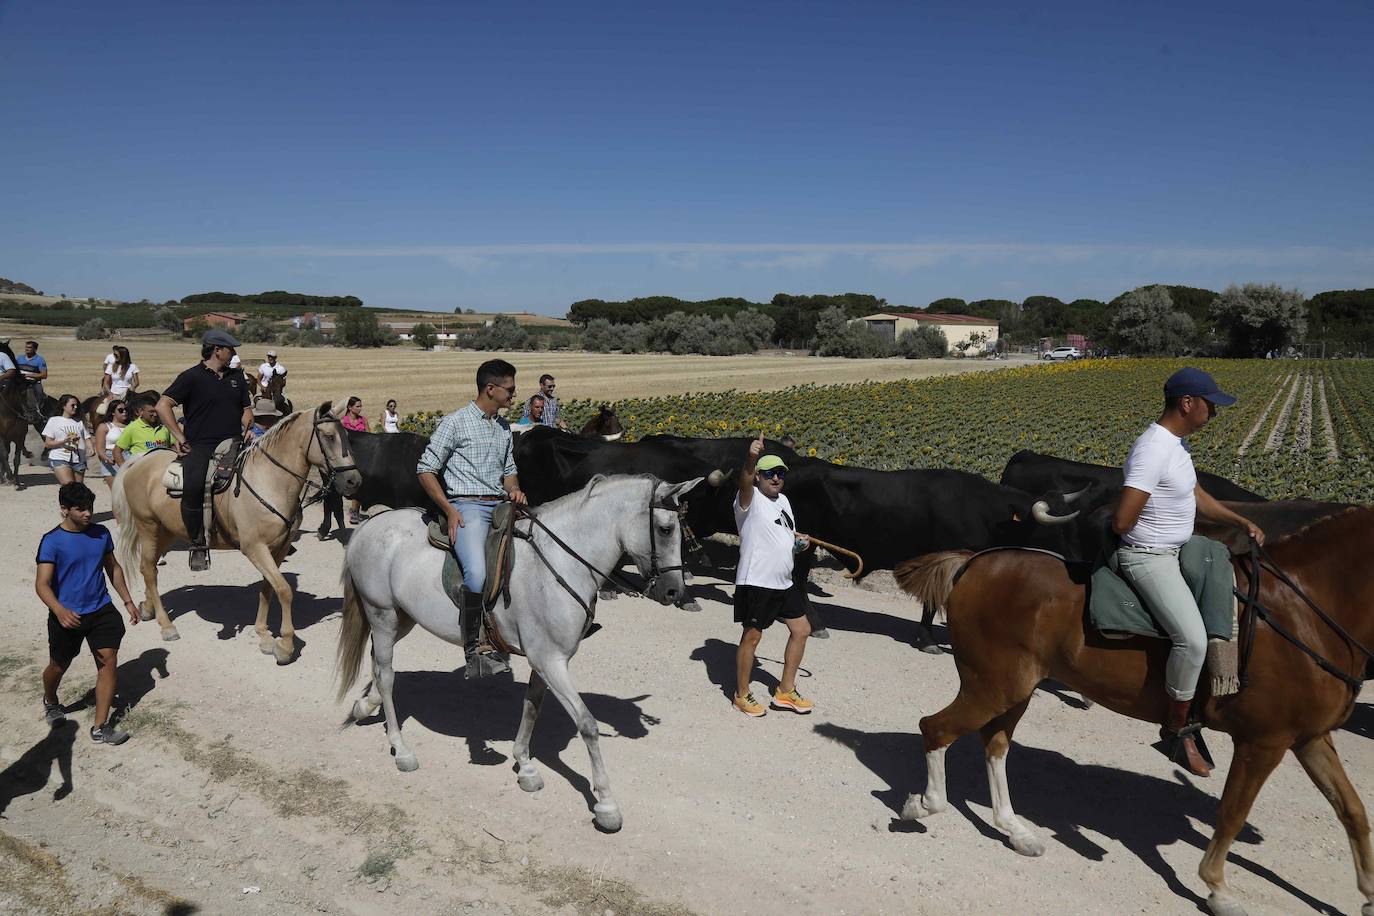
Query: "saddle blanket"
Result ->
[[1089, 535, 1235, 641]]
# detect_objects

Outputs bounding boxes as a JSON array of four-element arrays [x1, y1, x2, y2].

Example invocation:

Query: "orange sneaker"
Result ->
[[771, 688, 814, 714], [734, 692, 766, 717]]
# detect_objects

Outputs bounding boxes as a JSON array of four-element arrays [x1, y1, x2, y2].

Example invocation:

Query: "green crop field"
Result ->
[[404, 358, 1374, 502]]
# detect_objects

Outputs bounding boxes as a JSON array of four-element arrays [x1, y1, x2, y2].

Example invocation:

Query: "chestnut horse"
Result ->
[[895, 505, 1374, 916]]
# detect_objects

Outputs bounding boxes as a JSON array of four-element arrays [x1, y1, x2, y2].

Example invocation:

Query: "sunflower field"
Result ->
[[402, 359, 1374, 503]]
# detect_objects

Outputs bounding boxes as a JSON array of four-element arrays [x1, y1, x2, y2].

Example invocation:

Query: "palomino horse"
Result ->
[[336, 474, 699, 831], [895, 505, 1374, 916], [112, 403, 361, 663], [0, 340, 44, 486]]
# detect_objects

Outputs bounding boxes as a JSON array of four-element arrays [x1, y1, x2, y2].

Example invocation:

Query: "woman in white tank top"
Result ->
[[381, 399, 400, 433], [94, 398, 129, 491]]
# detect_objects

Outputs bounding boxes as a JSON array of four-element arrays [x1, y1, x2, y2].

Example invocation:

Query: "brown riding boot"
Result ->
[[1160, 698, 1213, 777]]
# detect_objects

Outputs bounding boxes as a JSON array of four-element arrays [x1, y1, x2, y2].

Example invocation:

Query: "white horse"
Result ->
[[335, 473, 700, 832]]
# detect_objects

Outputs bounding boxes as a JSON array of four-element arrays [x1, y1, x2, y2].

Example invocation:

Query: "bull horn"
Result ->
[[1061, 485, 1090, 505], [1031, 500, 1079, 526], [707, 468, 728, 487]]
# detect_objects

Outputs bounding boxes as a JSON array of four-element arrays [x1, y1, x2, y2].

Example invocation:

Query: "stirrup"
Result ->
[[464, 644, 510, 679], [188, 546, 210, 572], [1157, 722, 1215, 771]]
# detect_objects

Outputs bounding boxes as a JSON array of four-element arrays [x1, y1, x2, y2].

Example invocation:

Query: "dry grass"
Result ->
[[13, 331, 1030, 417]]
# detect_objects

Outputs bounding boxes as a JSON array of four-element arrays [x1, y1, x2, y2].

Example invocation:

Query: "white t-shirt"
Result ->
[[228, 354, 241, 369], [0, 351, 14, 373], [103, 423, 125, 459], [107, 362, 138, 396], [733, 489, 797, 590], [102, 352, 116, 371], [382, 410, 400, 433], [258, 362, 286, 388], [43, 416, 87, 463], [1121, 422, 1197, 548]]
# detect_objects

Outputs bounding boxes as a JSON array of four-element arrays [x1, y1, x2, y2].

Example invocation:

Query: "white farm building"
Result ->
[[860, 312, 1000, 351]]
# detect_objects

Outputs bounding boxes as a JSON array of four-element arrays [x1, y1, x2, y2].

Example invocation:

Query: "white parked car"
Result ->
[[1042, 346, 1081, 361]]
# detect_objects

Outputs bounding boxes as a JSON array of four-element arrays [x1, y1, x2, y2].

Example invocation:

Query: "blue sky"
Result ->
[[1, 1, 1370, 313]]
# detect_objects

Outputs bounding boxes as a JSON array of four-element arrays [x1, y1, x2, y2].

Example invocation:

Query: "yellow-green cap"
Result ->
[[756, 455, 788, 472]]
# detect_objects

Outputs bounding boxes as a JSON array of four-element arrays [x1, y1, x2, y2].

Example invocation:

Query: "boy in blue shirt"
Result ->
[[37, 482, 141, 744]]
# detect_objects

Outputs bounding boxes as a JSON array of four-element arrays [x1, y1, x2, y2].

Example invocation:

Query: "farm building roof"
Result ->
[[863, 312, 999, 325]]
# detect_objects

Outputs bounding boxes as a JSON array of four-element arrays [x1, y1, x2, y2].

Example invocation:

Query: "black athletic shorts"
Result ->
[[47, 603, 124, 665], [735, 584, 805, 630]]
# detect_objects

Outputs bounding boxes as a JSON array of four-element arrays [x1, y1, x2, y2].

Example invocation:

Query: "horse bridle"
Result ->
[[0, 378, 45, 425], [1235, 538, 1374, 691], [234, 411, 358, 534]]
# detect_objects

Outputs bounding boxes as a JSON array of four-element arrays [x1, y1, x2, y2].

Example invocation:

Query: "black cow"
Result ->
[[318, 431, 430, 538], [514, 428, 1086, 648], [1000, 449, 1267, 506]]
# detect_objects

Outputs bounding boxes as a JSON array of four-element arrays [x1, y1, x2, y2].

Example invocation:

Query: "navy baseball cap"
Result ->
[[1164, 367, 1236, 406]]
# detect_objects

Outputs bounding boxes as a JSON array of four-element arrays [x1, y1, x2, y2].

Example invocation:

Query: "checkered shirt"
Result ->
[[416, 401, 517, 497]]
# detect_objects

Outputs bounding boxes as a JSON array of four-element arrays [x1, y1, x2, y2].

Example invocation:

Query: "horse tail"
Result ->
[[335, 564, 372, 702], [894, 551, 973, 621], [111, 469, 140, 576]]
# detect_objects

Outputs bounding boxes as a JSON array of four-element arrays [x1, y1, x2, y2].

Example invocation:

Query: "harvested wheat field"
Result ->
[[9, 330, 1031, 414]]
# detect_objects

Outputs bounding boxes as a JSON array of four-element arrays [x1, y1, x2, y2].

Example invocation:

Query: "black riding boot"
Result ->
[[461, 589, 510, 679]]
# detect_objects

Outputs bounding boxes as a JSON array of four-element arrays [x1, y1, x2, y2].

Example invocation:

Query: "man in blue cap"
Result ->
[[157, 328, 254, 571], [1112, 367, 1264, 777]]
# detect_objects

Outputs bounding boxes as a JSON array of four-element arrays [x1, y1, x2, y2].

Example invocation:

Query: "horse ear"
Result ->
[[658, 476, 704, 507], [328, 398, 347, 417], [318, 401, 337, 418], [584, 473, 608, 496]]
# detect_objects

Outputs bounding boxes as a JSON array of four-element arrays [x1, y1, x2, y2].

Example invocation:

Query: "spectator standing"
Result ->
[[102, 345, 140, 403], [93, 399, 127, 492], [522, 374, 566, 428], [732, 433, 815, 718], [381, 399, 400, 433], [42, 394, 89, 485], [113, 396, 173, 466], [342, 397, 368, 524], [36, 482, 140, 744]]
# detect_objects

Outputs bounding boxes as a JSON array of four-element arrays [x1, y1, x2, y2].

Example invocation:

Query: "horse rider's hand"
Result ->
[[1246, 522, 1265, 546], [509, 489, 528, 506], [54, 606, 81, 629], [448, 506, 465, 544], [123, 599, 140, 626], [241, 427, 255, 444], [748, 432, 765, 460]]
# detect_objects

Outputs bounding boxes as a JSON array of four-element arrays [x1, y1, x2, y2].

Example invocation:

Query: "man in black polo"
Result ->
[[157, 329, 254, 571]]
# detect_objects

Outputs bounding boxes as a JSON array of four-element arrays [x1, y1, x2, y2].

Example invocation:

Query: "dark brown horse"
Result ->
[[0, 340, 46, 486], [580, 403, 624, 440], [894, 505, 1374, 916]]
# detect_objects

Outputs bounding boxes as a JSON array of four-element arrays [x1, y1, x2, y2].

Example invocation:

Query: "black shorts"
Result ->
[[47, 603, 124, 665], [735, 584, 805, 630]]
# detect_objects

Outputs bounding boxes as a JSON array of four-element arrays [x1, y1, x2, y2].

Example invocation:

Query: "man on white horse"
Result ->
[[157, 329, 254, 571], [417, 358, 528, 678]]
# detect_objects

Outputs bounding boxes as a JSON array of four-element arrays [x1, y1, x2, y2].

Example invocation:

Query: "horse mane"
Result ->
[[251, 409, 305, 450], [1271, 504, 1369, 547]]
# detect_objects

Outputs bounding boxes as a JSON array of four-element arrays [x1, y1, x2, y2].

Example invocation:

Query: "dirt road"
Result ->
[[1, 466, 1369, 914]]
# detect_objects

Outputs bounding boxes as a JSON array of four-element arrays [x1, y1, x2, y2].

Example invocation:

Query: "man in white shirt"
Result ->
[[1112, 367, 1263, 777], [732, 433, 814, 718], [257, 351, 286, 395]]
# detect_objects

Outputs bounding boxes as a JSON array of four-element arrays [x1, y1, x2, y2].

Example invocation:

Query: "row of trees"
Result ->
[[581, 309, 776, 355], [181, 290, 363, 308], [567, 293, 884, 347]]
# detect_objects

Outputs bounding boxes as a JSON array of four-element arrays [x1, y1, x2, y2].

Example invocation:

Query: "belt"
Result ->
[[449, 494, 504, 502]]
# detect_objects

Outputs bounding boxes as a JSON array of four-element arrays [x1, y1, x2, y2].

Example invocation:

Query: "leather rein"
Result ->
[[1236, 538, 1374, 691], [220, 412, 357, 542]]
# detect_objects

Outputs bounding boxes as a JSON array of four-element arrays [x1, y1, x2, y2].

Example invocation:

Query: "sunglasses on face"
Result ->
[[490, 384, 516, 394], [760, 469, 786, 481]]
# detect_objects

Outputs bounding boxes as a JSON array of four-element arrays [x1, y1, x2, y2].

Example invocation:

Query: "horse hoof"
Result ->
[[1207, 893, 1248, 916], [351, 700, 380, 722], [394, 753, 419, 773], [598, 589, 618, 602], [138, 601, 155, 622], [679, 599, 702, 613], [900, 793, 944, 820], [1009, 831, 1045, 857], [161, 627, 180, 642], [274, 642, 296, 665], [593, 802, 622, 833], [919, 643, 945, 655], [517, 771, 544, 793], [258, 637, 276, 656]]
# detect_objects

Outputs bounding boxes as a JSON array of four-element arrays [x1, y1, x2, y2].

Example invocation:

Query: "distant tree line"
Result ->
[[567, 293, 884, 347], [0, 277, 38, 294], [181, 290, 364, 308]]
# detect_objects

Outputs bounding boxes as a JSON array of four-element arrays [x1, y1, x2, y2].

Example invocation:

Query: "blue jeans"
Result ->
[[449, 499, 495, 594], [1115, 545, 1207, 701]]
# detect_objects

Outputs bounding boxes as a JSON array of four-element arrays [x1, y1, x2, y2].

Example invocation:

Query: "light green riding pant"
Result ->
[[1114, 544, 1207, 701]]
